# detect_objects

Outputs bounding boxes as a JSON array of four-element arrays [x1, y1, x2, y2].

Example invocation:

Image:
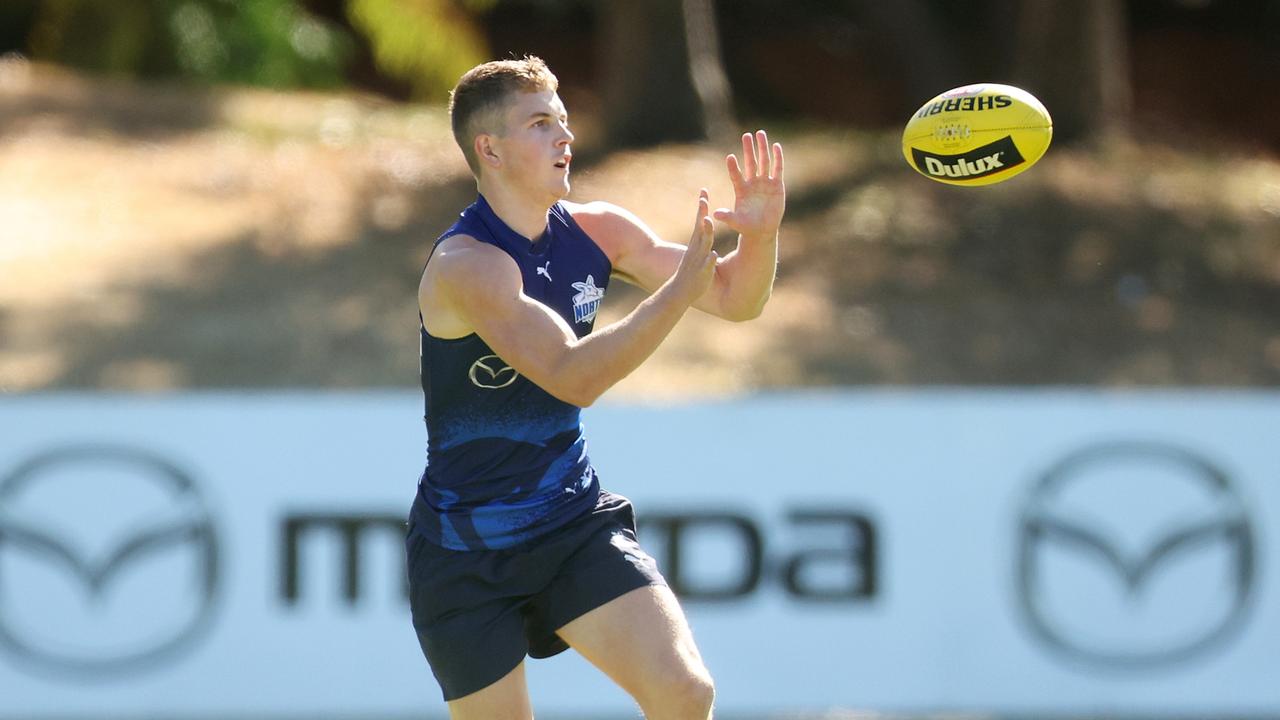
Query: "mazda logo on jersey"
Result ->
[[1016, 442, 1255, 669], [0, 446, 220, 678], [468, 354, 518, 389]]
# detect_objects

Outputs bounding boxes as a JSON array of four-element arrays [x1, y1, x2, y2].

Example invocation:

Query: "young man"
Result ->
[[406, 56, 785, 719]]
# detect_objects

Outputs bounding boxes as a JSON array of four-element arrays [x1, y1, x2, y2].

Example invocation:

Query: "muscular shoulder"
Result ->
[[563, 200, 656, 262], [427, 234, 518, 287], [563, 199, 636, 225], [420, 234, 521, 337]]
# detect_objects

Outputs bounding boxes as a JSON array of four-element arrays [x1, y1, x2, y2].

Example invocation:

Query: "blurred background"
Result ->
[[1, 1, 1279, 719], [1, 0, 1277, 397]]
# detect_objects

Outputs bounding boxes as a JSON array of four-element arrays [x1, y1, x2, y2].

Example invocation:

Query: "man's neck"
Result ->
[[477, 179, 554, 241]]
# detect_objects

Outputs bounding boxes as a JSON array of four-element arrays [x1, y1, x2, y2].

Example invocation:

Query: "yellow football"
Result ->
[[902, 83, 1052, 187]]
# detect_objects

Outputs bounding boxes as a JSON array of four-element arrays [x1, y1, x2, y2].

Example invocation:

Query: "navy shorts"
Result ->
[[406, 490, 666, 701]]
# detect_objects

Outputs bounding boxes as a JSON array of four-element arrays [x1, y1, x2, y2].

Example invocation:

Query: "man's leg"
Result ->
[[556, 585, 715, 720], [446, 661, 533, 720]]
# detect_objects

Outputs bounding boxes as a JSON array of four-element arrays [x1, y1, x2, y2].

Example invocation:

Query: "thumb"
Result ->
[[713, 208, 742, 231]]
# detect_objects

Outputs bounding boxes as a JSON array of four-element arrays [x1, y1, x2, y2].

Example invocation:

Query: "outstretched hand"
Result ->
[[673, 188, 718, 302], [713, 130, 785, 239]]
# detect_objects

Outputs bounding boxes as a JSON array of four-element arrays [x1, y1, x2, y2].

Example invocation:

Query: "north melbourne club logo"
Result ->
[[571, 275, 604, 324]]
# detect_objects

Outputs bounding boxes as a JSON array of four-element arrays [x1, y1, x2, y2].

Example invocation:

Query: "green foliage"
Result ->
[[27, 0, 152, 75], [346, 0, 493, 101], [168, 0, 354, 88], [18, 0, 495, 98], [26, 0, 353, 89]]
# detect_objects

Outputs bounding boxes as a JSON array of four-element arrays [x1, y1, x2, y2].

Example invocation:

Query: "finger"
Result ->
[[689, 189, 710, 244], [685, 217, 713, 265], [699, 245, 719, 276], [725, 153, 744, 191], [711, 208, 739, 233], [756, 130, 769, 178], [696, 220, 717, 271], [740, 132, 756, 178], [771, 141, 784, 182], [698, 211, 715, 250]]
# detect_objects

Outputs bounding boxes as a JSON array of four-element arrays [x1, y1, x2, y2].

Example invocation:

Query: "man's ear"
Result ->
[[475, 133, 501, 170]]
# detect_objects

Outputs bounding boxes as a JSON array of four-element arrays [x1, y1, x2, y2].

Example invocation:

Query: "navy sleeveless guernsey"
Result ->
[[410, 195, 611, 551]]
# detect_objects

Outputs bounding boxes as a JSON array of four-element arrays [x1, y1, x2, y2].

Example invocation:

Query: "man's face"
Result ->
[[489, 88, 574, 201]]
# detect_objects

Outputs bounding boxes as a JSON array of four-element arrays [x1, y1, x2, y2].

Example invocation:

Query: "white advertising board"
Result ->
[[0, 391, 1277, 717]]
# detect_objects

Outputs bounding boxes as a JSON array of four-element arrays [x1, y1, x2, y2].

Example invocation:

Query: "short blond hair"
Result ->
[[449, 56, 559, 176]]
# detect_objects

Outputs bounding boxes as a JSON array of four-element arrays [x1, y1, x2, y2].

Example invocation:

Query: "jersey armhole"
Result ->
[[556, 202, 614, 277], [420, 229, 478, 342]]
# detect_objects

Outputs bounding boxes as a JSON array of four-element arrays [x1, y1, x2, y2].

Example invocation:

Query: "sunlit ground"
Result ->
[[3, 57, 1279, 396]]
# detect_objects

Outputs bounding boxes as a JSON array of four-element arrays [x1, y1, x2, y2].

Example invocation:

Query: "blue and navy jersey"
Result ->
[[410, 195, 611, 551]]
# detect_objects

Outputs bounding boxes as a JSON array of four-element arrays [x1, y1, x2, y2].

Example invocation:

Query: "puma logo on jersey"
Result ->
[[537, 262, 552, 281], [571, 275, 604, 323]]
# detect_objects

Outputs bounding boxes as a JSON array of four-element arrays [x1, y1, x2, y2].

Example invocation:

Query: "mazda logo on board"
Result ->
[[1016, 441, 1256, 669], [0, 445, 220, 677]]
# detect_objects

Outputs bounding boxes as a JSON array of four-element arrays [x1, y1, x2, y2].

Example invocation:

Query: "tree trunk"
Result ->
[[597, 0, 732, 148], [681, 0, 734, 144], [1015, 0, 1131, 143], [851, 0, 968, 108]]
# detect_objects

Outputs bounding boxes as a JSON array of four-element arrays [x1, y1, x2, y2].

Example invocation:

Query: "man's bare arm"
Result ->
[[422, 192, 719, 407], [572, 131, 785, 321]]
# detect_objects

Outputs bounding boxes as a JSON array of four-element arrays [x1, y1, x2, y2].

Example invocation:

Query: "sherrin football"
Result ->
[[902, 83, 1052, 187]]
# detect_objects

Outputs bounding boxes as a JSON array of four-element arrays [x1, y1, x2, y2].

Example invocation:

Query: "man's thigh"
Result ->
[[446, 661, 533, 720], [407, 533, 534, 702], [522, 491, 666, 658], [554, 584, 710, 697]]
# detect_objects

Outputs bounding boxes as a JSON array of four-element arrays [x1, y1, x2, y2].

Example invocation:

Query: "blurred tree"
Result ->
[[1014, 0, 1132, 142], [597, 0, 733, 148], [7, 0, 493, 99], [851, 0, 969, 107], [21, 0, 354, 88], [597, 0, 699, 147], [344, 0, 493, 100], [682, 0, 734, 143], [0, 3, 38, 54]]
